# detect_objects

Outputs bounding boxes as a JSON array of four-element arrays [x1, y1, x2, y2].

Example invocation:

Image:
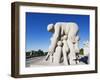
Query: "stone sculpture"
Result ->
[[45, 22, 80, 65]]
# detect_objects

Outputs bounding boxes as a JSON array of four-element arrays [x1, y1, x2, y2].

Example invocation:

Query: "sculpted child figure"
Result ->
[[67, 35, 80, 65], [62, 35, 69, 65], [53, 41, 62, 64]]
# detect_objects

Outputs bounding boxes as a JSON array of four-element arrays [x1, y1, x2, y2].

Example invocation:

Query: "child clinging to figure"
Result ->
[[62, 35, 69, 65], [53, 41, 62, 65]]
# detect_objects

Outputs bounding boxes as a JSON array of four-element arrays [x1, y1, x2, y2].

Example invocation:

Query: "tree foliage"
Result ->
[[79, 48, 84, 55], [26, 49, 47, 59]]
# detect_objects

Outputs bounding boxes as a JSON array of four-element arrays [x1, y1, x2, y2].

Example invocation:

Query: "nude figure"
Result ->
[[45, 24, 54, 61], [53, 41, 62, 64], [46, 22, 79, 60], [62, 35, 69, 65], [46, 22, 79, 65], [67, 35, 80, 65]]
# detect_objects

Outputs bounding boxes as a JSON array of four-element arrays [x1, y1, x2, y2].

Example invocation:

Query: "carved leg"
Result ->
[[67, 40, 76, 65], [62, 50, 68, 65]]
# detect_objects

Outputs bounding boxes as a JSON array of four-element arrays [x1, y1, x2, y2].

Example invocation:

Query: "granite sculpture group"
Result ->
[[45, 22, 80, 65]]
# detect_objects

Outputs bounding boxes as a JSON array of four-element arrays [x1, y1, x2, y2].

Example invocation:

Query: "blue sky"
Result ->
[[26, 12, 89, 52]]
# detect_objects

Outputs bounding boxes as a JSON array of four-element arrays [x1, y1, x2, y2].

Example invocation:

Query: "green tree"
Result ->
[[37, 49, 44, 56], [26, 51, 31, 59], [44, 52, 48, 55], [80, 48, 84, 55]]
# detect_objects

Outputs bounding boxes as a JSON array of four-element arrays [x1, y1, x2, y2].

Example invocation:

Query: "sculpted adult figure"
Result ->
[[46, 22, 79, 65]]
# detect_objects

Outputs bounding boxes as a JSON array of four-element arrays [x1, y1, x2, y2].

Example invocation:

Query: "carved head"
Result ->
[[57, 41, 62, 46], [47, 23, 54, 32], [62, 35, 68, 40]]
